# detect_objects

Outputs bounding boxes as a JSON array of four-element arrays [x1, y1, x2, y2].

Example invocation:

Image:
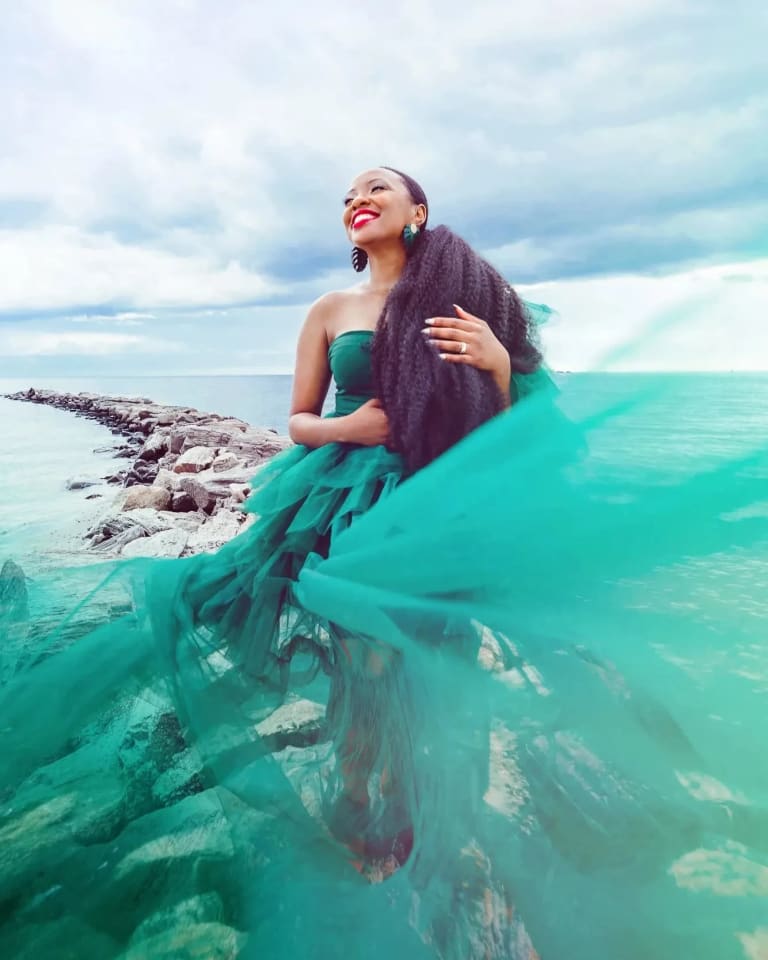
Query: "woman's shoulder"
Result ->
[[307, 286, 366, 317]]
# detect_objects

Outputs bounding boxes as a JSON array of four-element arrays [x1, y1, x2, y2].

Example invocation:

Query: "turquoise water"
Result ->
[[2, 373, 767, 568]]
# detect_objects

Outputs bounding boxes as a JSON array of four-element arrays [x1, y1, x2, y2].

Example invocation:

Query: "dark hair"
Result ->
[[371, 167, 542, 474]]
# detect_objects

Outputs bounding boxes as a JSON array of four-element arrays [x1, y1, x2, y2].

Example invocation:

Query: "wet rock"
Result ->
[[65, 476, 100, 491], [122, 485, 172, 512]]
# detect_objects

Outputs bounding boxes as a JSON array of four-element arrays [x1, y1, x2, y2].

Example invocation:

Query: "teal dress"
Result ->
[[1, 328, 767, 959]]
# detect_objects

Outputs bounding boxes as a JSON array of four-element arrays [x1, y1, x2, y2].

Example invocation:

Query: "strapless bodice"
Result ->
[[328, 330, 375, 416]]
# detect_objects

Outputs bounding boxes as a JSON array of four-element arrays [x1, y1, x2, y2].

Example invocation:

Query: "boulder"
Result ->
[[185, 512, 243, 554], [178, 476, 216, 514], [169, 423, 245, 455], [172, 446, 218, 474], [121, 528, 190, 559], [154, 467, 183, 492], [125, 462, 159, 486], [171, 491, 198, 513], [86, 508, 173, 546], [227, 428, 291, 462], [136, 430, 169, 462], [211, 451, 243, 473], [122, 485, 172, 512], [255, 699, 325, 751]]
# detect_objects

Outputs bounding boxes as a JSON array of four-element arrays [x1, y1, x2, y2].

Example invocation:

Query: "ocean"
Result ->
[[2, 372, 767, 569]]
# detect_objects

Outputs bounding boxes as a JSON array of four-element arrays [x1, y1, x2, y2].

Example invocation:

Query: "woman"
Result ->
[[172, 164, 548, 885], [2, 168, 766, 960]]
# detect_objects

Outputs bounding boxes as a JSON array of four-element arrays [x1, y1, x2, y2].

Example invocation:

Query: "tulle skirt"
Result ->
[[1, 374, 767, 959]]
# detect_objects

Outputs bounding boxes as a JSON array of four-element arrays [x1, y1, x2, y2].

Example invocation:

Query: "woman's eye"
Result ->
[[371, 184, 385, 192], [343, 197, 352, 207]]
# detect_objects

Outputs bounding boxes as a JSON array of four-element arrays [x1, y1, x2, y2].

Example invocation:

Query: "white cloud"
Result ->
[[529, 258, 768, 371], [0, 0, 765, 371], [0, 330, 179, 356], [69, 311, 154, 326], [0, 227, 276, 311]]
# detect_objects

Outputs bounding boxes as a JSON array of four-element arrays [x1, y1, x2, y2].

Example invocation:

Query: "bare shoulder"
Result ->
[[304, 286, 366, 337]]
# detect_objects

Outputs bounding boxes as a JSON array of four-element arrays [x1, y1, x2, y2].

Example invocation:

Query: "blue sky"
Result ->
[[0, 0, 766, 376]]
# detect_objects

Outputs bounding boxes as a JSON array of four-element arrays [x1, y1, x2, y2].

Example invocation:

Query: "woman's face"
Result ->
[[342, 168, 425, 247]]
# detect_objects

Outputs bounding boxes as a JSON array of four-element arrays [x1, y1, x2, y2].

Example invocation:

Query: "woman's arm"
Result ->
[[288, 296, 390, 448]]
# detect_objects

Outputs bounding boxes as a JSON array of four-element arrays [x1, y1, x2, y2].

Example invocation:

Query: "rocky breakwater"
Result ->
[[4, 387, 293, 559], [0, 389, 332, 958]]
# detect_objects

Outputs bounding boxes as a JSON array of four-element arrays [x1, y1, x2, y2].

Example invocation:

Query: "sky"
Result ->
[[0, 0, 766, 378]]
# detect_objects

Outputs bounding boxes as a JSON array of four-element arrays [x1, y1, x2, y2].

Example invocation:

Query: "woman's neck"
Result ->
[[365, 244, 407, 295]]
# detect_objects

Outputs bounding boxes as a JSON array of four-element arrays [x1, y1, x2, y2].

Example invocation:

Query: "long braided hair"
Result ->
[[371, 168, 542, 474]]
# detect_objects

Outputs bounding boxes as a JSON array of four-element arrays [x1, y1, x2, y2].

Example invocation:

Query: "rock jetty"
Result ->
[[4, 387, 292, 558]]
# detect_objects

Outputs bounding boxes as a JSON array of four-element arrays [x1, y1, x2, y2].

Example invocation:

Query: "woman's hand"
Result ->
[[423, 304, 511, 398], [339, 398, 391, 446]]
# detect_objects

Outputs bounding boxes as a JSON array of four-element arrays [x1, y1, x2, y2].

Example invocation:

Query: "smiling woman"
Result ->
[[1, 167, 767, 960]]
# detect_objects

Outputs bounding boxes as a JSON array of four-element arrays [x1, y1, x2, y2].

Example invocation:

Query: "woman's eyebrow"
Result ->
[[344, 178, 387, 199]]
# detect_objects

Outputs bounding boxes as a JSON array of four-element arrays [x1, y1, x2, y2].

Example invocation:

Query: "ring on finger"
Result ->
[[458, 341, 467, 355]]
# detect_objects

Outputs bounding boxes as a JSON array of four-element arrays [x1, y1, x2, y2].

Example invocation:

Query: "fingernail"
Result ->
[[425, 318, 435, 325], [439, 353, 449, 360], [421, 327, 431, 335]]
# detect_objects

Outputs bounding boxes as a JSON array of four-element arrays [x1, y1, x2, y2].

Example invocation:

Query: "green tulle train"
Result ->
[[1, 367, 767, 959]]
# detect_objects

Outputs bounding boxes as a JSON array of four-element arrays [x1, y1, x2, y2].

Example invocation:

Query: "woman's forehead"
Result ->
[[346, 168, 402, 193]]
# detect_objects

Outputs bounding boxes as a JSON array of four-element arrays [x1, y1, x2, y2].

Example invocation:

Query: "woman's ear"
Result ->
[[414, 204, 427, 227]]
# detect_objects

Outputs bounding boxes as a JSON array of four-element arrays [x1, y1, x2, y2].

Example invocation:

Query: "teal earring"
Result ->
[[402, 222, 420, 252]]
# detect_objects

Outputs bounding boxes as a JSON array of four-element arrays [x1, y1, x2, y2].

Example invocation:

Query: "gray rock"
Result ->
[[121, 528, 189, 559], [125, 462, 159, 487], [171, 491, 198, 513], [184, 512, 242, 554], [178, 476, 216, 514], [172, 445, 218, 474], [211, 451, 243, 473], [122, 485, 172, 512], [136, 430, 169, 462], [228, 427, 291, 461], [255, 699, 325, 751], [65, 476, 100, 491], [154, 467, 183, 492], [86, 508, 173, 546], [169, 422, 245, 455]]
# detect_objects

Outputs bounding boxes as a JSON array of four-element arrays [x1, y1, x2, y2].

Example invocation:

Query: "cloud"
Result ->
[[0, 330, 180, 356], [532, 257, 768, 371], [69, 312, 154, 326], [0, 0, 765, 370]]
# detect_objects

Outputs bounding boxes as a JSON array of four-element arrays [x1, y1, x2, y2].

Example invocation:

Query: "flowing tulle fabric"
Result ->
[[1, 354, 767, 958]]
